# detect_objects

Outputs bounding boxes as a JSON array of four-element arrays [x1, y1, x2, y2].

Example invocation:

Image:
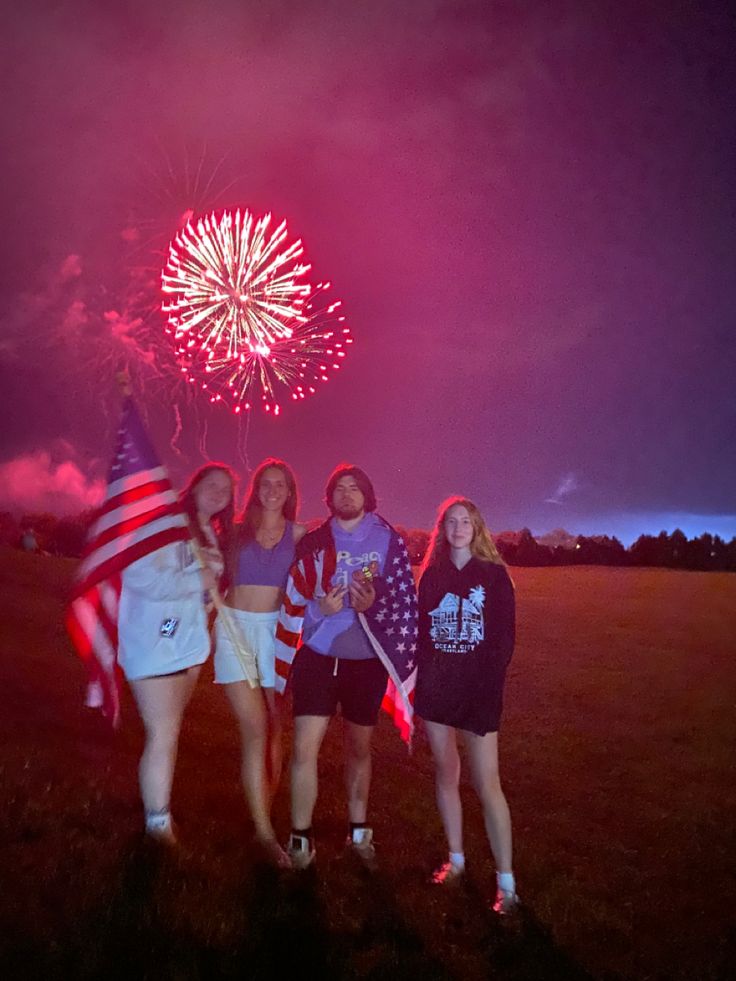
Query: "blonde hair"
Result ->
[[420, 496, 506, 576]]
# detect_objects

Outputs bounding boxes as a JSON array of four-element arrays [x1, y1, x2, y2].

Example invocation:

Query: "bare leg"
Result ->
[[224, 682, 275, 841], [424, 721, 464, 854], [291, 715, 330, 829], [462, 730, 513, 872], [262, 687, 283, 799], [343, 722, 374, 824], [130, 665, 201, 814]]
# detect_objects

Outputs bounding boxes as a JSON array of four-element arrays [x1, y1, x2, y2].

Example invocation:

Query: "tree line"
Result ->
[[397, 526, 736, 572], [2, 511, 735, 573]]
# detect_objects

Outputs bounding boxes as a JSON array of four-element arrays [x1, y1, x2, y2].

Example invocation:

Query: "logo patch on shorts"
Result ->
[[160, 617, 180, 638]]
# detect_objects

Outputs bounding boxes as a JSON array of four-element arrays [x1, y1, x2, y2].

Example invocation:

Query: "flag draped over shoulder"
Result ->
[[275, 518, 418, 744], [65, 397, 189, 726]]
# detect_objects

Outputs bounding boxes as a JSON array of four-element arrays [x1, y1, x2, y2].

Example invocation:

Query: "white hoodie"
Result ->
[[118, 541, 210, 680]]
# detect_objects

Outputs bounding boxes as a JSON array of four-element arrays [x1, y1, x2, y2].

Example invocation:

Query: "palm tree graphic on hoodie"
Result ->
[[429, 585, 485, 651]]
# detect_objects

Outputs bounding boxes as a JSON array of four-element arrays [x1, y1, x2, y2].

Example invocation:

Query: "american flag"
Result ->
[[361, 533, 419, 743], [65, 397, 189, 726], [275, 518, 418, 743]]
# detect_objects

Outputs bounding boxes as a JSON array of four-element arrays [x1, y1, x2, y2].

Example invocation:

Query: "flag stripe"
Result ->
[[66, 397, 190, 727], [321, 546, 336, 593], [87, 500, 184, 552], [275, 622, 301, 649], [282, 595, 306, 617], [93, 487, 180, 536], [76, 514, 188, 586], [293, 561, 311, 600], [106, 465, 170, 500], [73, 526, 189, 599]]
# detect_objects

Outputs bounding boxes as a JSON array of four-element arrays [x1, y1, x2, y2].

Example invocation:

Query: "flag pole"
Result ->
[[114, 372, 259, 690], [187, 536, 261, 689]]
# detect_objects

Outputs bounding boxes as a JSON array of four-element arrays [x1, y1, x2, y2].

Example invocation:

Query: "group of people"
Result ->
[[116, 459, 519, 915]]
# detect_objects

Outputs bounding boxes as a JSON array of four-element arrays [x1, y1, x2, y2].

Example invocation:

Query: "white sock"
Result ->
[[449, 851, 465, 869], [497, 871, 516, 894], [145, 810, 171, 831]]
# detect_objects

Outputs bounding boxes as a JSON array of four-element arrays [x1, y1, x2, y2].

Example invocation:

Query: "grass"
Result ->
[[0, 549, 734, 979]]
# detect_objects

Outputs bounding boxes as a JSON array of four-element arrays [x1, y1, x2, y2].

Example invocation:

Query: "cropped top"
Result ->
[[235, 521, 295, 589]]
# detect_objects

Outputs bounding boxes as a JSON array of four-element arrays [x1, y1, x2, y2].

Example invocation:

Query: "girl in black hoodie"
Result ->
[[415, 496, 518, 914]]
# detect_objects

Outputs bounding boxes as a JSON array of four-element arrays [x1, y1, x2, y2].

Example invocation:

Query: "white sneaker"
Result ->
[[431, 860, 465, 885], [492, 888, 520, 916], [288, 833, 315, 870], [346, 826, 377, 867]]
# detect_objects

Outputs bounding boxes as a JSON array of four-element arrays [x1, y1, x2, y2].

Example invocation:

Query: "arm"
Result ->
[[487, 568, 516, 667], [416, 571, 435, 661]]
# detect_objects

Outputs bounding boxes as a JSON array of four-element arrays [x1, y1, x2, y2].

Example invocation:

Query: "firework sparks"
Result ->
[[161, 209, 352, 412]]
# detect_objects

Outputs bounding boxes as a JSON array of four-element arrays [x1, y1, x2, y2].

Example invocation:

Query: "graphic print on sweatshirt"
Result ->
[[333, 549, 382, 589], [429, 585, 485, 654]]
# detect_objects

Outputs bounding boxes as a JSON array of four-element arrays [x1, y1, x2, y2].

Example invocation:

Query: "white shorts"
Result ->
[[214, 608, 279, 687]]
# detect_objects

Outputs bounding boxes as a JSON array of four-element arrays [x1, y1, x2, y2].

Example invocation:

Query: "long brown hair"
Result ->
[[234, 458, 299, 547], [180, 462, 237, 560], [420, 496, 506, 576]]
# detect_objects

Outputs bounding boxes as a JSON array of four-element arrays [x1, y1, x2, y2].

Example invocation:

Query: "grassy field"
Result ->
[[0, 547, 734, 980]]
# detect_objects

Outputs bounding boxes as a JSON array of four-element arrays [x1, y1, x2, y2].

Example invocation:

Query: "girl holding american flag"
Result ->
[[117, 463, 235, 844], [66, 393, 237, 846]]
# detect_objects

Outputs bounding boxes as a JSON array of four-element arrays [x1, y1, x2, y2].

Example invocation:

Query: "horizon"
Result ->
[[3, 490, 735, 550]]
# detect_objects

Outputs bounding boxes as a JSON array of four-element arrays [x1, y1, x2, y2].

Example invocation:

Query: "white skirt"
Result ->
[[214, 608, 279, 687]]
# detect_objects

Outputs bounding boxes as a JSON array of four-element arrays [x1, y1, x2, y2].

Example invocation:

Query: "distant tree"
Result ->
[[698, 533, 728, 571], [712, 534, 728, 570], [573, 535, 627, 566], [492, 532, 519, 564], [47, 511, 94, 558], [684, 532, 711, 570], [551, 544, 573, 566], [606, 536, 628, 565], [513, 529, 552, 566], [726, 537, 736, 572], [405, 528, 430, 566], [669, 529, 688, 567], [630, 533, 664, 567]]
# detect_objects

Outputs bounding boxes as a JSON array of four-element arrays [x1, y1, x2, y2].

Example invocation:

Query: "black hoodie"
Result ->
[[415, 556, 515, 735]]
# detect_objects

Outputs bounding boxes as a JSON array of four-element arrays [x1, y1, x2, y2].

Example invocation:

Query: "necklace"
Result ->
[[257, 521, 286, 550]]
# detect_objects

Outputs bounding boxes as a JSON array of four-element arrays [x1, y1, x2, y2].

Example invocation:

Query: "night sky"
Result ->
[[1, 0, 734, 543]]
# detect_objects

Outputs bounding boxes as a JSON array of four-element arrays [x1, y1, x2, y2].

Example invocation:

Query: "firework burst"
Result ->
[[161, 209, 352, 413]]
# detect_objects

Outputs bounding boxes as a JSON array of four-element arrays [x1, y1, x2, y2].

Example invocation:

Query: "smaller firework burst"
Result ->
[[161, 209, 352, 413]]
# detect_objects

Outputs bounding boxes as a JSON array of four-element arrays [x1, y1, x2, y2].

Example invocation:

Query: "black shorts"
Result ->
[[291, 646, 388, 726]]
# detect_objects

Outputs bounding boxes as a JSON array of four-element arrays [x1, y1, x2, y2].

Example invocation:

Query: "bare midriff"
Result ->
[[227, 584, 284, 614]]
